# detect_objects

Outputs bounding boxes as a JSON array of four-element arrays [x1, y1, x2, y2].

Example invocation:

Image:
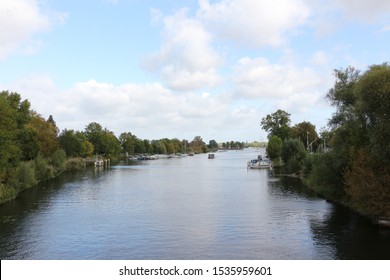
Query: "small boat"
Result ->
[[375, 218, 390, 228], [208, 153, 215, 159], [247, 155, 271, 169]]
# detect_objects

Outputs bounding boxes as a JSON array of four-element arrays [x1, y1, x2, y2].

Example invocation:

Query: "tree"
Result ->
[[151, 140, 167, 154], [28, 113, 60, 157], [354, 63, 390, 164], [281, 138, 307, 174], [119, 132, 137, 155], [292, 121, 319, 152], [208, 140, 218, 151], [0, 91, 31, 181], [84, 122, 120, 157], [190, 136, 207, 154], [59, 129, 93, 157], [266, 135, 282, 161], [260, 109, 292, 141]]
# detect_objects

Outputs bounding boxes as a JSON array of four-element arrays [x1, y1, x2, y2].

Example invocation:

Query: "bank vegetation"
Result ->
[[262, 63, 390, 219]]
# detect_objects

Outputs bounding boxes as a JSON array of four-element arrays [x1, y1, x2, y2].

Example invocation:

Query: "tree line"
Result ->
[[261, 63, 390, 219], [0, 89, 244, 204]]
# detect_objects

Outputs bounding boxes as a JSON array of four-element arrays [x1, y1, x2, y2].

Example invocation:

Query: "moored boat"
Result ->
[[247, 155, 271, 169]]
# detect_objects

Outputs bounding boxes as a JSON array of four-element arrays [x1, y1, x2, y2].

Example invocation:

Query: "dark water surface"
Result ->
[[1, 149, 389, 259]]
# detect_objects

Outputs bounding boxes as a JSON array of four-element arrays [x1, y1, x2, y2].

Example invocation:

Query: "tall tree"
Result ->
[[266, 135, 282, 161], [292, 121, 319, 152], [208, 139, 218, 151], [84, 122, 120, 157], [59, 129, 93, 157], [119, 132, 137, 155], [354, 63, 390, 164], [190, 136, 207, 154], [28, 113, 60, 157], [0, 91, 31, 180], [260, 109, 292, 141]]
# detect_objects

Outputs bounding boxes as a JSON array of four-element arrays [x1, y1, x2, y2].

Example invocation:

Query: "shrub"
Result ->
[[345, 149, 390, 217], [50, 149, 66, 175], [11, 161, 37, 192], [303, 153, 345, 200], [66, 158, 86, 171], [281, 138, 307, 175], [34, 153, 54, 182], [0, 184, 17, 204]]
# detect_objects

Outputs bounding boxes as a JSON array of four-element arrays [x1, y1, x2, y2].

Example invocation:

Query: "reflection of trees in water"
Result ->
[[0, 168, 101, 259], [310, 203, 390, 259], [269, 177, 390, 260], [268, 177, 319, 200]]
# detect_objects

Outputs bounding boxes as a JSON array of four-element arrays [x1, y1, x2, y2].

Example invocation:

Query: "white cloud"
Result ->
[[230, 55, 335, 122], [232, 57, 322, 98], [311, 51, 330, 67], [334, 0, 390, 21], [143, 8, 223, 91], [197, 0, 310, 48], [9, 76, 243, 140], [0, 0, 66, 59]]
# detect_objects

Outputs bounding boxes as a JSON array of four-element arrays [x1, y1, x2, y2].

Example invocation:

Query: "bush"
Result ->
[[10, 161, 37, 192], [345, 149, 390, 217], [66, 158, 86, 171], [303, 153, 345, 200], [281, 138, 307, 175], [34, 153, 54, 182], [50, 149, 66, 175], [0, 184, 17, 204]]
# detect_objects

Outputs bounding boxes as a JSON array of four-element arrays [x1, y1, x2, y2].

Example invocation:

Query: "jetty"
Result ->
[[85, 156, 110, 167]]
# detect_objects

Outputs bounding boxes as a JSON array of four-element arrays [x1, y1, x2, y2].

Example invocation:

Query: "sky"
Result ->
[[0, 0, 389, 143]]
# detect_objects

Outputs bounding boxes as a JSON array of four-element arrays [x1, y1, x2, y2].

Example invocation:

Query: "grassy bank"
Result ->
[[0, 155, 86, 205]]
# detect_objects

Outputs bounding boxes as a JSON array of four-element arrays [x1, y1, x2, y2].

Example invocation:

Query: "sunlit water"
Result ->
[[1, 149, 389, 259]]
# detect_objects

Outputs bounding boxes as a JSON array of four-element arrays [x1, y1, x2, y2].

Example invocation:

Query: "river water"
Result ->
[[0, 149, 389, 259]]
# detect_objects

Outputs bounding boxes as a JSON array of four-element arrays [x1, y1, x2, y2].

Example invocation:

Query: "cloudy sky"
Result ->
[[1, 0, 389, 142]]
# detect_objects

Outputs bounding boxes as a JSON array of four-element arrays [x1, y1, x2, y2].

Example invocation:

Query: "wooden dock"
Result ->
[[85, 157, 110, 167]]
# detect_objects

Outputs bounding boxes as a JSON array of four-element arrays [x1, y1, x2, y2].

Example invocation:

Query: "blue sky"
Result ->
[[1, 0, 389, 142]]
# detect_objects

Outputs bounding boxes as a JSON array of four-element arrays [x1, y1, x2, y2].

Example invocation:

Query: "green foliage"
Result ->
[[0, 91, 30, 177], [35, 153, 54, 182], [65, 158, 86, 171], [0, 184, 16, 204], [190, 136, 207, 154], [305, 63, 390, 218], [208, 140, 218, 151], [29, 113, 60, 157], [17, 125, 40, 160], [354, 63, 390, 164], [50, 149, 66, 175], [281, 139, 307, 175], [292, 121, 319, 152], [10, 161, 37, 192], [260, 109, 292, 141], [119, 132, 137, 154], [151, 140, 167, 154], [59, 129, 94, 157], [303, 153, 345, 200], [345, 149, 390, 217], [84, 122, 121, 157], [266, 135, 282, 161]]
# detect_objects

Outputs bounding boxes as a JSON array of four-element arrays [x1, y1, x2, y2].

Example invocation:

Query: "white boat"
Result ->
[[247, 155, 271, 169]]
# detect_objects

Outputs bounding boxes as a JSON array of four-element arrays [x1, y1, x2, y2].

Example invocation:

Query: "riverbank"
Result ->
[[0, 157, 87, 205], [270, 162, 390, 228]]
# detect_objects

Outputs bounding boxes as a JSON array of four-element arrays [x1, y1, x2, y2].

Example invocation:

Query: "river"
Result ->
[[0, 149, 389, 259]]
